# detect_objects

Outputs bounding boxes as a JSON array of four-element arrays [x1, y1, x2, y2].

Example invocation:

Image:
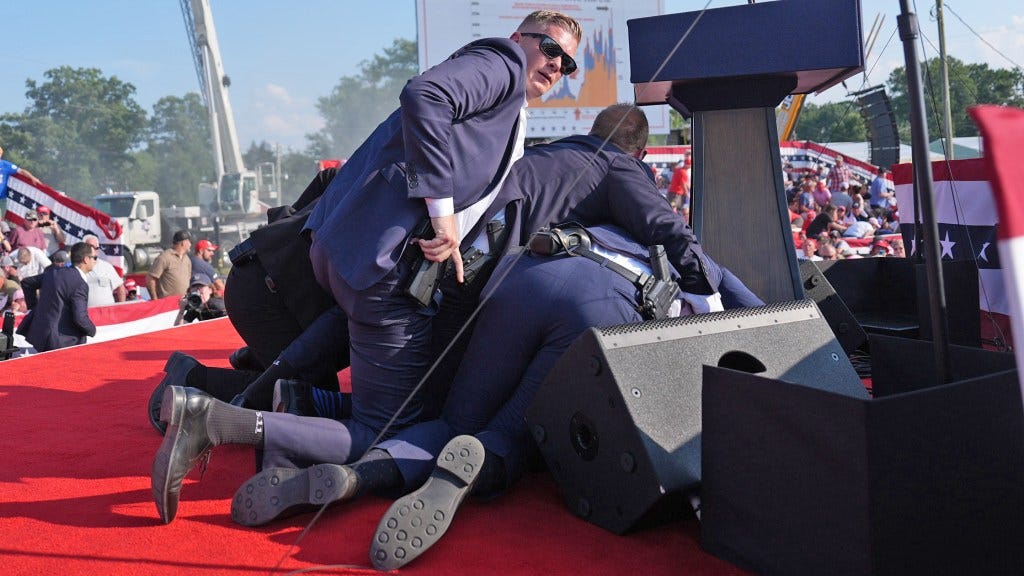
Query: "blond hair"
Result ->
[[518, 10, 583, 43]]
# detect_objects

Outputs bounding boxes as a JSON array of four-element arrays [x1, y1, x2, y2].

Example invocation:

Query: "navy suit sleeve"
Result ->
[[400, 38, 525, 201], [601, 156, 720, 295], [20, 273, 43, 310], [70, 277, 96, 338]]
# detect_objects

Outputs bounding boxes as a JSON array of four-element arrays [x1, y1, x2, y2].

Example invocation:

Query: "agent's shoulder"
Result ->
[[454, 37, 526, 65]]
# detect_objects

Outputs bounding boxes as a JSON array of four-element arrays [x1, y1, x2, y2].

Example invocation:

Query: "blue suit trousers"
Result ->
[[379, 252, 642, 491]]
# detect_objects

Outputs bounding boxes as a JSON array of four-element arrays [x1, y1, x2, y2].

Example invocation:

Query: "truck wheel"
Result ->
[[122, 251, 136, 274]]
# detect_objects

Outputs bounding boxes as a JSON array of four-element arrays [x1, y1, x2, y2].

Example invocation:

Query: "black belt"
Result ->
[[228, 238, 256, 266]]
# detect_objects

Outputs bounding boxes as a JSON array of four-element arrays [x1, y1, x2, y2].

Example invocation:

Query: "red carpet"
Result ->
[[0, 318, 748, 575]]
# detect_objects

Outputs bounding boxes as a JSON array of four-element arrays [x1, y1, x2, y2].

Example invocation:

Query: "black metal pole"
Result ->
[[898, 0, 951, 383]]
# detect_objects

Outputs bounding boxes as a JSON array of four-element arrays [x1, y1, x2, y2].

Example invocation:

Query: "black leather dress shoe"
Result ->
[[151, 386, 215, 524], [149, 352, 199, 435], [272, 379, 315, 416], [230, 463, 358, 527], [370, 435, 485, 570]]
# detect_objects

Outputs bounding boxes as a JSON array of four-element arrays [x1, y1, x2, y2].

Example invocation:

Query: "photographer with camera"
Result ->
[[174, 273, 226, 326]]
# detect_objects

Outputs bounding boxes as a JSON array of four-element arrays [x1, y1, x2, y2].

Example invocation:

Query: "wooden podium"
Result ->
[[628, 0, 864, 303]]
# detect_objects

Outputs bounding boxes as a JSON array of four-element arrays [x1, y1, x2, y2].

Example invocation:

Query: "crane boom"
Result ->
[[182, 0, 245, 182]]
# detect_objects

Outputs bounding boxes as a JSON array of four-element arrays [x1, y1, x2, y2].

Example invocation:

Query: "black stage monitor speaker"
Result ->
[[798, 260, 868, 354], [525, 299, 870, 534]]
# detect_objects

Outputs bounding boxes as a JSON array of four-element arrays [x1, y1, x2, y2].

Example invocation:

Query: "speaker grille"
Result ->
[[526, 295, 866, 534], [854, 85, 900, 169], [598, 299, 822, 347]]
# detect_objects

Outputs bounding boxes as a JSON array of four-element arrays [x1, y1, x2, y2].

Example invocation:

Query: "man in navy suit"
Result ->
[[300, 10, 583, 459], [150, 103, 727, 420], [17, 242, 97, 352], [150, 11, 583, 524], [148, 103, 753, 527]]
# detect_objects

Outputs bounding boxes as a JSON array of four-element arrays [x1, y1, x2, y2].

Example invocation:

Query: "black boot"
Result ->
[[148, 352, 199, 435]]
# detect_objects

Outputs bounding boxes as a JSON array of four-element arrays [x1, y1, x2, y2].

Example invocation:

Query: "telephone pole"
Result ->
[[937, 0, 955, 159]]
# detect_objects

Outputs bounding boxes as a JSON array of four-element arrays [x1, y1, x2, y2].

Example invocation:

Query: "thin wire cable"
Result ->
[[362, 0, 714, 458], [913, 2, 1009, 349], [944, 3, 1024, 71], [274, 5, 717, 572]]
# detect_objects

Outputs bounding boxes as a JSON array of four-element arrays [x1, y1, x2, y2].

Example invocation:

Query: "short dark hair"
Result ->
[[589, 103, 649, 156], [172, 229, 192, 244], [70, 242, 94, 265]]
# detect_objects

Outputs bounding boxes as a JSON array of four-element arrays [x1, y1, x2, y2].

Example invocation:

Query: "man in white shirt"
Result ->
[[82, 234, 126, 307], [15, 246, 50, 278]]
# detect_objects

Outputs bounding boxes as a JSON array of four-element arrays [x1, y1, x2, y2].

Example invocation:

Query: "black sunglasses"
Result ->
[[519, 32, 577, 76]]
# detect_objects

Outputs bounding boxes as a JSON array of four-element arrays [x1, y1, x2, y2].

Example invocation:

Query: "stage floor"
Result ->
[[0, 318, 748, 576]]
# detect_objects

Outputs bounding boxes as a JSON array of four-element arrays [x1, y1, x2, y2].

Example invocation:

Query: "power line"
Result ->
[[943, 3, 1024, 72]]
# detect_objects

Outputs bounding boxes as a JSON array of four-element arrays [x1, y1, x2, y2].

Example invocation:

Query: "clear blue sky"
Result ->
[[2, 1, 1021, 152]]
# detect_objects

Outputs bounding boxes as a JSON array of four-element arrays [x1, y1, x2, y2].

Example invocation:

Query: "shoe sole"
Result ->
[[370, 435, 485, 570], [151, 385, 187, 524], [231, 463, 356, 527]]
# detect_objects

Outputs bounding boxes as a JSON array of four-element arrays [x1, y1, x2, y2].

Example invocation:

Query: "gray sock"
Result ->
[[205, 399, 264, 446]]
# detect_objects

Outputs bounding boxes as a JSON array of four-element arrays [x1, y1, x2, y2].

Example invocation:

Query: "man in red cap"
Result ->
[[35, 205, 65, 255], [124, 278, 141, 300], [189, 239, 219, 284]]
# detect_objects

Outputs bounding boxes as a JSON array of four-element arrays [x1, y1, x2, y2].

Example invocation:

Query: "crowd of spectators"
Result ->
[[645, 154, 903, 262], [2, 216, 225, 332], [787, 159, 903, 260]]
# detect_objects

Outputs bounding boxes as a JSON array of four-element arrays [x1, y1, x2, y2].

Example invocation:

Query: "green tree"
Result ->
[[792, 101, 867, 143], [242, 141, 276, 167], [278, 151, 321, 205], [0, 66, 148, 200], [312, 39, 418, 157], [146, 93, 214, 207], [887, 56, 1024, 140]]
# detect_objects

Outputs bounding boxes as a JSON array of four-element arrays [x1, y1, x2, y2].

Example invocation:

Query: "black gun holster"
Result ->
[[399, 218, 448, 307], [528, 226, 680, 320]]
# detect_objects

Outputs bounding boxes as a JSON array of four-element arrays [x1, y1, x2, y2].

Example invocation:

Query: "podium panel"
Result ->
[[701, 340, 1024, 575]]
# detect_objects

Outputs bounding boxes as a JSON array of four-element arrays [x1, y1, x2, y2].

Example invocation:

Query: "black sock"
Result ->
[[237, 357, 296, 410], [184, 364, 207, 390], [203, 367, 261, 403], [471, 450, 508, 497], [205, 400, 264, 447], [350, 448, 402, 496]]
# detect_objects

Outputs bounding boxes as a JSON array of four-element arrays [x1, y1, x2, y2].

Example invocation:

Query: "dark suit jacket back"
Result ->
[[304, 37, 528, 290], [17, 265, 96, 352], [478, 135, 721, 295]]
